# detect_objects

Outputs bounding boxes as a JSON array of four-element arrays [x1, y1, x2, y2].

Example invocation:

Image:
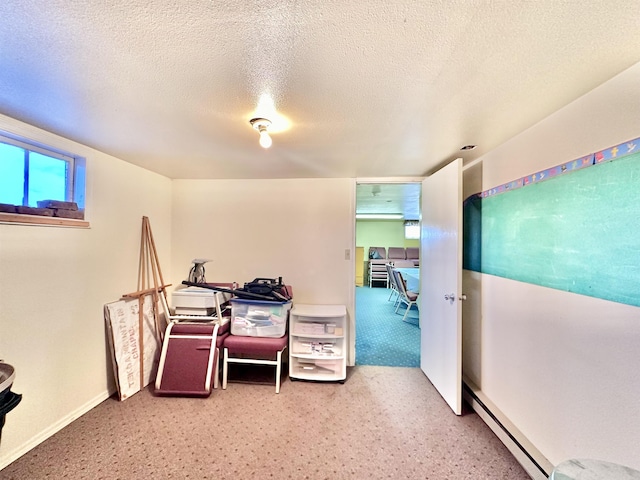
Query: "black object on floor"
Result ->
[[0, 390, 22, 444]]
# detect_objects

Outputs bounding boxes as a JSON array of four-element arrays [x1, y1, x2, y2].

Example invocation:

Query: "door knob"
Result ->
[[444, 293, 466, 305]]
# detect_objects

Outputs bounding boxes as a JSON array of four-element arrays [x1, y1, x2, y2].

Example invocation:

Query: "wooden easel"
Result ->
[[122, 216, 170, 392]]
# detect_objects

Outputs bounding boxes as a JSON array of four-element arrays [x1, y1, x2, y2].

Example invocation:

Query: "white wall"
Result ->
[[0, 114, 172, 469], [464, 62, 640, 470], [171, 178, 356, 360], [356, 219, 420, 254]]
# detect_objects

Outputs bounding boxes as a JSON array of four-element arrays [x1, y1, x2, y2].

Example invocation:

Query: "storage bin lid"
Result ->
[[230, 298, 291, 306]]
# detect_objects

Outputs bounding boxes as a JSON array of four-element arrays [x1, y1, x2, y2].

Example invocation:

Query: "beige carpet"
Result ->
[[0, 366, 530, 479]]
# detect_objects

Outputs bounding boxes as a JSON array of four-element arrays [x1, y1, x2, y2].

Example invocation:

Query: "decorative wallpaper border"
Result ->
[[479, 136, 640, 198]]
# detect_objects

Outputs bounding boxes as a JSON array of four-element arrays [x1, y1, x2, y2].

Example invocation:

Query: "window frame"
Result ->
[[404, 220, 420, 240], [0, 131, 88, 227]]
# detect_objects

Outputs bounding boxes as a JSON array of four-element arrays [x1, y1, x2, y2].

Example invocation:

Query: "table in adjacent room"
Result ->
[[396, 267, 419, 292]]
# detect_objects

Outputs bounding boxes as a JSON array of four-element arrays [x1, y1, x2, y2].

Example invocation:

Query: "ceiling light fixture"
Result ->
[[250, 117, 273, 148]]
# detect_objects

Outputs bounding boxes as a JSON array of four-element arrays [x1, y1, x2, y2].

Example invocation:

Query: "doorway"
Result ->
[[354, 181, 421, 367]]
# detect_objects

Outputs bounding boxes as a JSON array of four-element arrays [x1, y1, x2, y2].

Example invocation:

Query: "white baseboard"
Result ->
[[463, 378, 553, 480], [0, 389, 113, 471]]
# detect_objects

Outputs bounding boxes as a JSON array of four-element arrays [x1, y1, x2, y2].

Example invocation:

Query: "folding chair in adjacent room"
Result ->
[[393, 270, 419, 323], [386, 263, 399, 304]]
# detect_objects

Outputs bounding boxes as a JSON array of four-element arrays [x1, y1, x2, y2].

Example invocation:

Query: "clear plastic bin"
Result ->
[[230, 299, 292, 337]]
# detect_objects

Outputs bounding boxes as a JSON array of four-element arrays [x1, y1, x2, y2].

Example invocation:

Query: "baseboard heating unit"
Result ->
[[463, 377, 553, 480]]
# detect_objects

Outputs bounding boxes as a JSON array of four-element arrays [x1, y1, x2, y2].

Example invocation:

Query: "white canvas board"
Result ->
[[104, 295, 160, 400]]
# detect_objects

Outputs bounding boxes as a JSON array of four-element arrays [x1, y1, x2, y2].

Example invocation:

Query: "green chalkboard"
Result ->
[[464, 151, 640, 307]]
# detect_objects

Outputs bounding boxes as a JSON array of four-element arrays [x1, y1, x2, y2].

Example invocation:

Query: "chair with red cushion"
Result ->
[[393, 270, 419, 323], [222, 334, 289, 394]]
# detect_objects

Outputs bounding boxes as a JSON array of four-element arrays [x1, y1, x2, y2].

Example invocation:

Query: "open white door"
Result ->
[[420, 158, 463, 415]]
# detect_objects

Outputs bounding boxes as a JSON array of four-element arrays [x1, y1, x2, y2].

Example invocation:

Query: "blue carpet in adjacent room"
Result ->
[[355, 286, 420, 367]]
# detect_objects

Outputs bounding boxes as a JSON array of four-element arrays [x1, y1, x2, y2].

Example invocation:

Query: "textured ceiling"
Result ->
[[356, 183, 421, 220], [1, 1, 640, 183]]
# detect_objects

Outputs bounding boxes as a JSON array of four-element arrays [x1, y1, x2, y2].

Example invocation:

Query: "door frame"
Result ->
[[350, 177, 425, 366]]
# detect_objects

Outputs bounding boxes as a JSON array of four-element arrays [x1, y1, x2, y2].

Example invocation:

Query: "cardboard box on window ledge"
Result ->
[[7, 200, 85, 220], [0, 203, 18, 213]]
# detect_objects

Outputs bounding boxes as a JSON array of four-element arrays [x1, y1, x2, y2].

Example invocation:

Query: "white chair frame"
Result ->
[[386, 263, 399, 304], [158, 288, 229, 388], [393, 270, 419, 323], [155, 321, 220, 394], [222, 343, 288, 394]]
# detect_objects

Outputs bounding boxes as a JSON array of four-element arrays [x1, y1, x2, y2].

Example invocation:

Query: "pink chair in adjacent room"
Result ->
[[393, 270, 419, 323], [368, 247, 389, 287], [386, 263, 399, 304], [406, 247, 419, 266], [387, 247, 406, 262], [392, 259, 416, 268]]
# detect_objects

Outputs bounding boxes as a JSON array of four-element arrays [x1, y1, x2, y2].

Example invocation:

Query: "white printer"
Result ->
[[171, 286, 231, 316]]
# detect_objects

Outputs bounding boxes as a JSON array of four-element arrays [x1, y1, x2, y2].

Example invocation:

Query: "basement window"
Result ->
[[404, 220, 420, 240], [0, 131, 88, 227]]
